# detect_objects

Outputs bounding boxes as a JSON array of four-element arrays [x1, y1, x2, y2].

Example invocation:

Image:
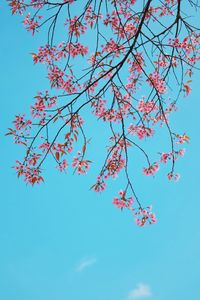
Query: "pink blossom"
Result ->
[[9, 0, 25, 15], [113, 191, 134, 209], [160, 152, 172, 164], [23, 13, 41, 35], [128, 124, 154, 139], [56, 159, 68, 172], [105, 151, 125, 178], [143, 163, 159, 176], [138, 99, 158, 114], [92, 176, 106, 192], [101, 38, 125, 57], [72, 152, 91, 175], [134, 206, 156, 226], [176, 134, 190, 144], [167, 172, 180, 182], [14, 160, 44, 185], [178, 149, 185, 157], [30, 0, 45, 8], [148, 71, 167, 94], [67, 16, 87, 36]]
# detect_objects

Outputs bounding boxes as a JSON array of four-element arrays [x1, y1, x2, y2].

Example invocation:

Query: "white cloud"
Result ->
[[128, 283, 152, 299], [76, 257, 97, 272]]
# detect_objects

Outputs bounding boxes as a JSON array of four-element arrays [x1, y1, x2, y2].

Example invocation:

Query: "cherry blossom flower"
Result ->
[[6, 0, 199, 226], [113, 190, 134, 210], [72, 152, 91, 175], [128, 124, 154, 139], [143, 163, 159, 176], [167, 172, 180, 182], [134, 206, 156, 226], [92, 176, 106, 193], [56, 159, 68, 172]]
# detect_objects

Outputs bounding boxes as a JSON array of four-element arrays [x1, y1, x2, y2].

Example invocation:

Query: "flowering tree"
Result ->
[[7, 0, 200, 226]]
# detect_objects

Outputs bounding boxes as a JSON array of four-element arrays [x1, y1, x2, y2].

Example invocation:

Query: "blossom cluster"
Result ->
[[7, 0, 199, 226], [113, 191, 156, 227]]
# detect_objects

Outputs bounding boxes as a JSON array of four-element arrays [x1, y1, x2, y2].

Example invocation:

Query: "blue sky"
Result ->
[[1, 2, 200, 300]]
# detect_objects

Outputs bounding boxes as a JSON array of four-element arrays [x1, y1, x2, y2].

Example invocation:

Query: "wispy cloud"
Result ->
[[128, 283, 152, 299], [76, 257, 97, 272]]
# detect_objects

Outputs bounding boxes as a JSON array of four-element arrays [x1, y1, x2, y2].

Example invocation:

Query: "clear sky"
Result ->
[[1, 2, 200, 300]]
